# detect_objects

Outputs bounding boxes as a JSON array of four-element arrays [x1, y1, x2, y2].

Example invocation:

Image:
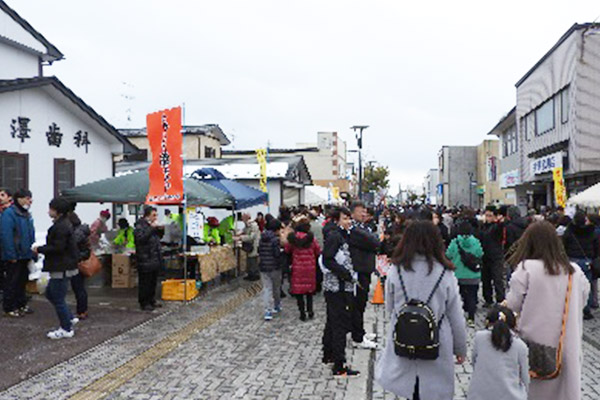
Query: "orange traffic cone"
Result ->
[[371, 278, 384, 304]]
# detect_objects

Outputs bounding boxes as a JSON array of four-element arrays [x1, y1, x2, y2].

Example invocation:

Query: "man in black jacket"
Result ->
[[504, 206, 528, 255], [480, 206, 506, 306], [348, 201, 380, 349], [134, 206, 164, 311]]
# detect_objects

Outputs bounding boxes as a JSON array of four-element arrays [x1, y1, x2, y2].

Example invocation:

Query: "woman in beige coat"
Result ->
[[506, 221, 590, 400]]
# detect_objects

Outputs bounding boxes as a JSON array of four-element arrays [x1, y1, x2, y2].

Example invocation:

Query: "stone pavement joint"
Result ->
[[69, 283, 262, 400]]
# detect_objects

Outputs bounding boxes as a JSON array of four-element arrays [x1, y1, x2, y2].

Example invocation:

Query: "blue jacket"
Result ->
[[0, 205, 35, 261]]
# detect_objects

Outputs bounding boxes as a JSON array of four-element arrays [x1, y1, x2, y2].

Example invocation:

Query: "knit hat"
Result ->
[[100, 209, 111, 219]]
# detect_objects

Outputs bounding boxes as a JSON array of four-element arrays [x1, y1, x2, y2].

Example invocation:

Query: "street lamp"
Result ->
[[350, 125, 369, 201]]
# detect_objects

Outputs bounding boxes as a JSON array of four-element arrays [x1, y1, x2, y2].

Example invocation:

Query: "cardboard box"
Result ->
[[112, 254, 137, 288]]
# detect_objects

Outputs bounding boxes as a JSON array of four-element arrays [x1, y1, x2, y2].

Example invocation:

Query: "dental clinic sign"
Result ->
[[531, 152, 563, 176]]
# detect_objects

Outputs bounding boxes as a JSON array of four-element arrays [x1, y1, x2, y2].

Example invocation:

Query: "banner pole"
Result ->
[[182, 103, 188, 304]]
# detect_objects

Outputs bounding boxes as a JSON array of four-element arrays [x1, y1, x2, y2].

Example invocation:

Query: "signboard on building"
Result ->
[[501, 169, 520, 188], [486, 156, 497, 182], [531, 152, 563, 176]]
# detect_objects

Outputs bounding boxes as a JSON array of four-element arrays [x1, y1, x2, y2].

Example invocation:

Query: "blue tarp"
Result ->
[[190, 168, 268, 210]]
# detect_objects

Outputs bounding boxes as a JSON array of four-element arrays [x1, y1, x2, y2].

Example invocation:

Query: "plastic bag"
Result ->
[[36, 272, 50, 294]]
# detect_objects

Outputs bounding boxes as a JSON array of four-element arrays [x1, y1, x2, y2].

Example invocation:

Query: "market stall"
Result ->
[[567, 182, 600, 208]]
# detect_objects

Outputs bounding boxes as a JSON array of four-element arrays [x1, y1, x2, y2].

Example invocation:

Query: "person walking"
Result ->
[[134, 206, 164, 311], [446, 221, 484, 328], [322, 207, 360, 377], [467, 305, 529, 400], [89, 209, 110, 251], [480, 206, 507, 307], [69, 206, 91, 320], [238, 213, 260, 281], [506, 221, 590, 400], [348, 201, 380, 350], [258, 219, 283, 321], [34, 198, 79, 339], [375, 220, 467, 400], [1, 189, 35, 317], [285, 215, 321, 321], [562, 211, 598, 320]]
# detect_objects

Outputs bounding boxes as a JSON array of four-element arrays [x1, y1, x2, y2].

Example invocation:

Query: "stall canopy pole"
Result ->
[[182, 102, 188, 303]]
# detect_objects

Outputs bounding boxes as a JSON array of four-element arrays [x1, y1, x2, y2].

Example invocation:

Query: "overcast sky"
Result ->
[[13, 0, 600, 194]]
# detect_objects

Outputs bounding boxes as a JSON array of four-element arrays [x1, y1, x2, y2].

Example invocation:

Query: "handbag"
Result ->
[[241, 241, 254, 253], [524, 273, 572, 380], [78, 252, 102, 278]]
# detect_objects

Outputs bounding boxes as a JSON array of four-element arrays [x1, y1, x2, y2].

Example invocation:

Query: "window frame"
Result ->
[[561, 86, 570, 124], [0, 151, 29, 192], [54, 158, 75, 198], [534, 97, 556, 136]]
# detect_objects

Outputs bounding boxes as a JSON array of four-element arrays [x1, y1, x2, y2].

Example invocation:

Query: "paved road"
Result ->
[[2, 276, 600, 399]]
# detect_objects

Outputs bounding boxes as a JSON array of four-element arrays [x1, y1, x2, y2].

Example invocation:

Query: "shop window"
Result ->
[[561, 86, 570, 124], [535, 98, 555, 136], [54, 159, 75, 197], [0, 152, 28, 192]]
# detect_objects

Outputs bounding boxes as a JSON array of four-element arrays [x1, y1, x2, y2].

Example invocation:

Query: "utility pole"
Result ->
[[350, 125, 368, 201]]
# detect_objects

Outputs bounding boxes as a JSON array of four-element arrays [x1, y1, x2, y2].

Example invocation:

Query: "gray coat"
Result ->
[[375, 256, 467, 400]]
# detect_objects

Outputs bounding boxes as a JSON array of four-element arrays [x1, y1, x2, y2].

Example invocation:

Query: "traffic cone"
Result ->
[[371, 278, 384, 304]]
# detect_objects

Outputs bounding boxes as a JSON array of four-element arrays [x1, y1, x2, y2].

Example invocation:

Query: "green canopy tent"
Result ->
[[61, 170, 234, 207]]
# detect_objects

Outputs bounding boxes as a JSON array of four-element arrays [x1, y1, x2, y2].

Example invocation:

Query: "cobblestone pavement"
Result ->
[[4, 276, 600, 400]]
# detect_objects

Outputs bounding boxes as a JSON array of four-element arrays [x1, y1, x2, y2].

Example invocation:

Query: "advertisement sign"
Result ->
[[146, 107, 183, 204], [486, 156, 497, 182], [256, 148, 268, 193], [500, 169, 520, 188], [553, 167, 567, 208], [531, 152, 563, 176]]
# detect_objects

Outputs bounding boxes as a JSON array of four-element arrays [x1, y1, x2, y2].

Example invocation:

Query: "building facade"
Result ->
[[423, 169, 439, 205], [515, 23, 600, 210], [475, 140, 514, 207], [0, 1, 136, 232], [487, 108, 519, 206], [438, 146, 478, 207]]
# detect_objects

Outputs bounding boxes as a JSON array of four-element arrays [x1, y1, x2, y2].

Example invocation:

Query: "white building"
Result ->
[[0, 1, 137, 232], [423, 169, 439, 205]]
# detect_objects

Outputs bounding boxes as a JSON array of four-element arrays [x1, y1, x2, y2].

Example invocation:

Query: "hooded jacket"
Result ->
[[258, 229, 282, 272], [505, 217, 528, 254], [0, 204, 35, 261], [285, 231, 321, 295], [446, 234, 484, 283], [563, 224, 599, 260]]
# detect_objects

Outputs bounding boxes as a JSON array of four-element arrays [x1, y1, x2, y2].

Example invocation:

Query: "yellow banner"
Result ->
[[256, 148, 268, 193], [553, 167, 566, 208]]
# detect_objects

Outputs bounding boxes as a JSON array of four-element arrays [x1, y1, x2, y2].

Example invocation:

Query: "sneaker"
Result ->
[[354, 337, 378, 349], [584, 311, 594, 320], [19, 306, 33, 315], [467, 319, 476, 328], [364, 333, 377, 341], [71, 317, 80, 326], [141, 305, 155, 312], [308, 311, 314, 320], [273, 305, 282, 314], [47, 328, 74, 340], [264, 311, 273, 321], [151, 302, 163, 309], [322, 356, 334, 365], [333, 366, 360, 378], [4, 310, 23, 318], [299, 313, 307, 322]]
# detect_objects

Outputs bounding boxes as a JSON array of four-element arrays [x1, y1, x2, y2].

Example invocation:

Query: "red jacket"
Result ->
[[285, 231, 321, 295]]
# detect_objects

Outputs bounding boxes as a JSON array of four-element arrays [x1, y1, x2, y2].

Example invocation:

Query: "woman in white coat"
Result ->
[[375, 220, 467, 400], [506, 221, 590, 400]]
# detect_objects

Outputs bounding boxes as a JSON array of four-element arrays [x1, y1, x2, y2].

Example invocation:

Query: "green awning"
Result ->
[[61, 170, 234, 207]]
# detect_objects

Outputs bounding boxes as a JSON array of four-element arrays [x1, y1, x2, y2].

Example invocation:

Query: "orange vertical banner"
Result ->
[[146, 107, 183, 204]]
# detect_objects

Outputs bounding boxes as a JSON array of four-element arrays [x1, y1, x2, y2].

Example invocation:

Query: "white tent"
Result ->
[[304, 185, 341, 206], [567, 182, 600, 208]]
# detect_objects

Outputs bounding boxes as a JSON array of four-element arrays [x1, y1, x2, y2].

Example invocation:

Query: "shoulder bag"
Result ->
[[572, 233, 600, 279], [524, 273, 572, 380], [78, 252, 102, 278]]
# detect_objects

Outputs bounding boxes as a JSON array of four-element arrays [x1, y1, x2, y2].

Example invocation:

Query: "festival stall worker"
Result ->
[[113, 218, 135, 250], [218, 215, 235, 245], [33, 198, 79, 339], [1, 189, 35, 318], [134, 206, 164, 311], [89, 209, 111, 251], [203, 217, 222, 245]]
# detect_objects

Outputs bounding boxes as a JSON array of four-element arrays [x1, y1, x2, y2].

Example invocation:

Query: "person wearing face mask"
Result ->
[[1, 189, 36, 318], [134, 206, 164, 311], [89, 209, 111, 251], [33, 197, 79, 339]]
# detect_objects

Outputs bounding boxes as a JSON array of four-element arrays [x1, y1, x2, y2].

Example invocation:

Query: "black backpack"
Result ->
[[393, 269, 445, 360], [458, 241, 481, 273]]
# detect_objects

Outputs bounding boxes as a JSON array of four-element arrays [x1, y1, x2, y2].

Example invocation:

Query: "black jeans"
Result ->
[[295, 294, 313, 315], [351, 271, 372, 343], [323, 291, 351, 368], [459, 284, 479, 320], [138, 270, 158, 307], [70, 273, 88, 315], [3, 259, 29, 313], [0, 261, 5, 294], [481, 258, 505, 304]]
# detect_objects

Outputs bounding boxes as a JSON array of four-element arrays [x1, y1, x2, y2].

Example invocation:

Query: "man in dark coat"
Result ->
[[504, 206, 529, 256], [480, 206, 506, 306], [348, 201, 380, 349], [134, 206, 164, 311], [1, 189, 35, 317]]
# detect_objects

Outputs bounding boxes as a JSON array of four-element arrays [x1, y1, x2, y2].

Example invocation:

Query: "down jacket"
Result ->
[[134, 218, 164, 272], [37, 215, 78, 273], [258, 230, 282, 273], [0, 204, 35, 261], [285, 231, 321, 295]]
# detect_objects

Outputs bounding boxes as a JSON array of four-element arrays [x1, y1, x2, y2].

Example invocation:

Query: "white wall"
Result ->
[[0, 41, 39, 79], [0, 87, 118, 233], [0, 10, 46, 54]]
